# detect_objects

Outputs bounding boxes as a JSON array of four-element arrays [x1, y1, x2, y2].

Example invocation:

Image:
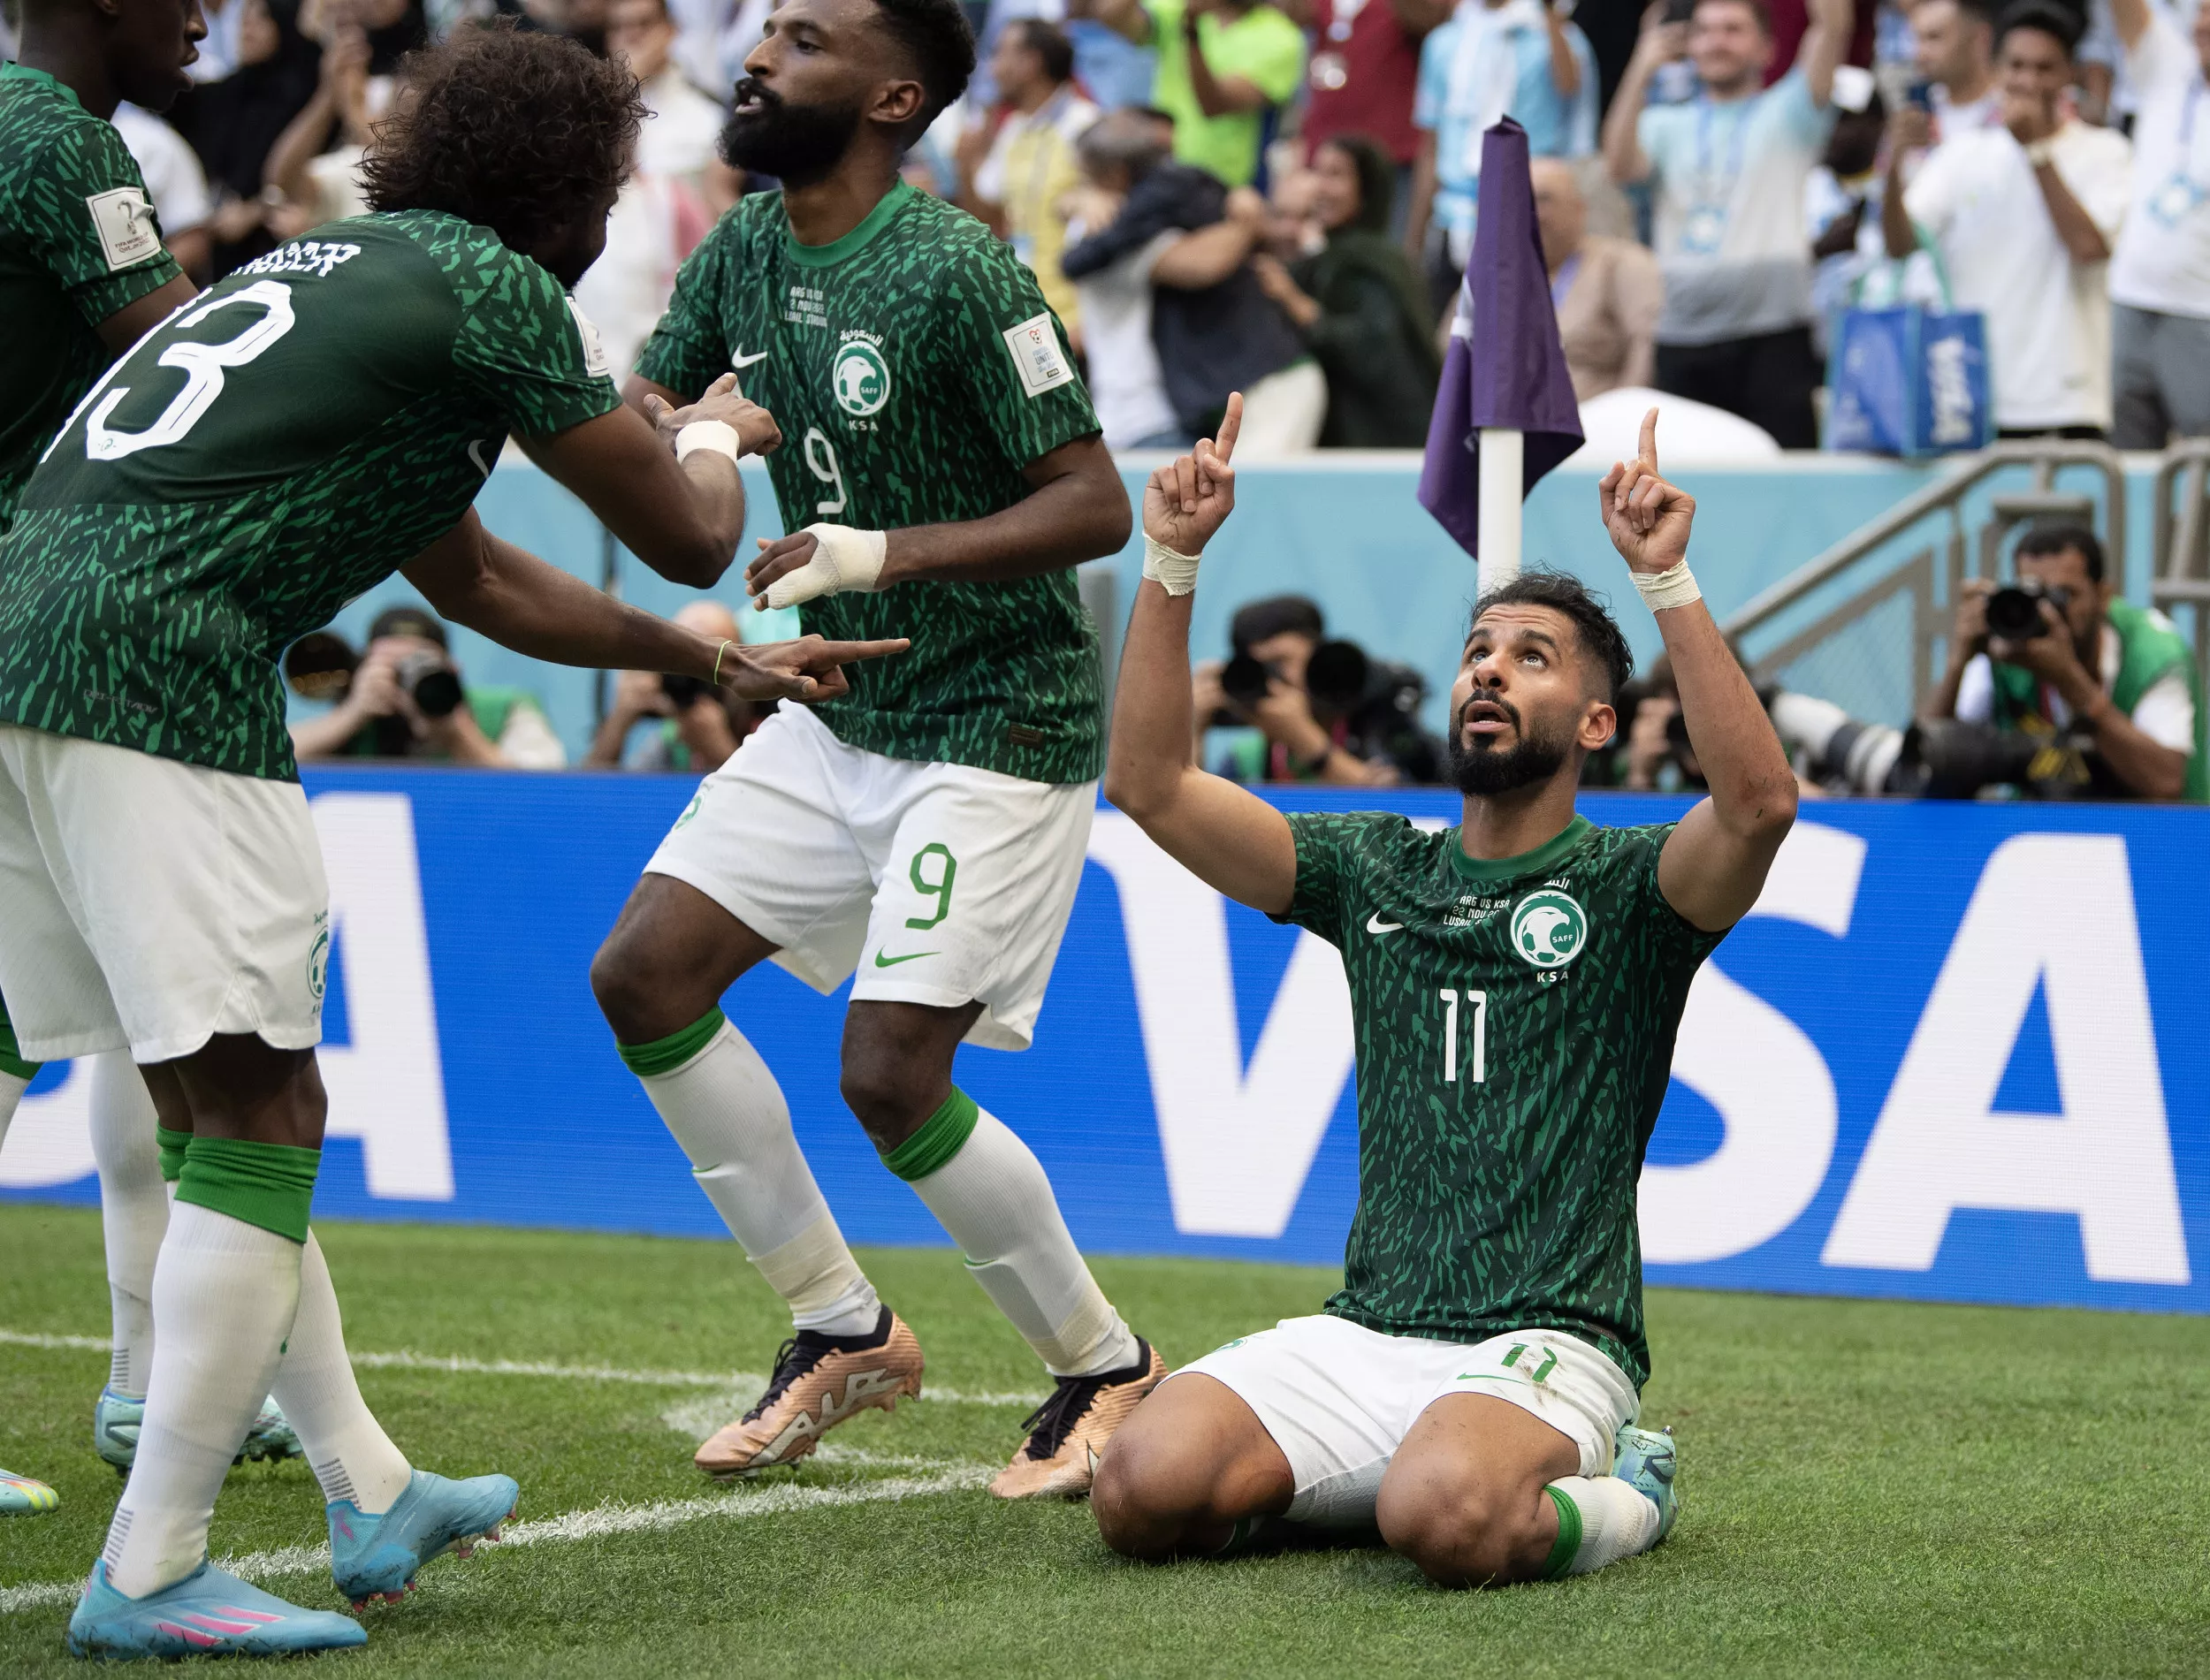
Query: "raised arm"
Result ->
[[1600, 411, 1797, 930], [401, 507, 906, 703], [1800, 0, 1855, 108], [1543, 0, 1584, 99], [1604, 4, 1681, 186], [521, 374, 780, 589], [2107, 0, 2150, 49], [1102, 395, 1299, 914], [1184, 6, 1272, 117]]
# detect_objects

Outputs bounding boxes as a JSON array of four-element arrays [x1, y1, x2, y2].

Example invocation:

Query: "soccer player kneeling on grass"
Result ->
[[1092, 399, 1796, 1585]]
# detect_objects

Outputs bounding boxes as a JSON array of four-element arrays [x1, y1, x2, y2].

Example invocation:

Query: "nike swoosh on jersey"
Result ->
[[731, 348, 770, 369], [1365, 913, 1406, 934], [873, 949, 937, 968], [466, 438, 495, 476]]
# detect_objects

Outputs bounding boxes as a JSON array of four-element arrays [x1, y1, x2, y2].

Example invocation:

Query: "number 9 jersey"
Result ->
[[1278, 810, 1730, 1390], [0, 210, 621, 783]]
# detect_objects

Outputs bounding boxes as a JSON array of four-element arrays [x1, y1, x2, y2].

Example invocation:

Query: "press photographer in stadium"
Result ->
[[1193, 594, 1445, 785], [288, 604, 568, 768], [1920, 523, 2206, 802]]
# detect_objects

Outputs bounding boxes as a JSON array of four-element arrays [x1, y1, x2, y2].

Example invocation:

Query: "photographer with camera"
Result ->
[[584, 600, 759, 772], [1922, 523, 2206, 802], [1192, 594, 1445, 785], [289, 605, 568, 768]]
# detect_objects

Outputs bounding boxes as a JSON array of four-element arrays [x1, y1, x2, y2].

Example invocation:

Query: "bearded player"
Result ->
[[0, 25, 899, 1659], [594, 0, 1162, 1497], [1094, 402, 1796, 1584], [0, 0, 310, 1520]]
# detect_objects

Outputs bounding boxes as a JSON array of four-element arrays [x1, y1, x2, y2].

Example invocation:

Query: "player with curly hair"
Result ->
[[597, 0, 1160, 1499], [0, 21, 903, 1661]]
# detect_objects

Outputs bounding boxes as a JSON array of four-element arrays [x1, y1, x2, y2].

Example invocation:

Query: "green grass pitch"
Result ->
[[4, 1205, 2208, 1676]]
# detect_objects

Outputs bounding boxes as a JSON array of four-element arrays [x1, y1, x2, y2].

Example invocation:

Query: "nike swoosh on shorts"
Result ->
[[873, 950, 937, 968]]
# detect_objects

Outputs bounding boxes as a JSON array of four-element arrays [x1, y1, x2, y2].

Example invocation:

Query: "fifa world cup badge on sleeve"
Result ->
[[86, 186, 161, 271], [1002, 314, 1074, 398]]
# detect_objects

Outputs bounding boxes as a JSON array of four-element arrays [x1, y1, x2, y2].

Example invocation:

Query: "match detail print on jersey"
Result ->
[[634, 180, 1107, 785], [1277, 810, 1728, 1389]]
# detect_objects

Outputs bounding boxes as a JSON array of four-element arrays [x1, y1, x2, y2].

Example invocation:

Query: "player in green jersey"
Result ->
[[1093, 402, 1798, 1585], [0, 0, 224, 1522], [0, 26, 900, 1659], [594, 0, 1164, 1498]]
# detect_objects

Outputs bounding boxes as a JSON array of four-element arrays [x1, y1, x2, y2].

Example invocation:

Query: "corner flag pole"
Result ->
[[1416, 119, 1582, 586]]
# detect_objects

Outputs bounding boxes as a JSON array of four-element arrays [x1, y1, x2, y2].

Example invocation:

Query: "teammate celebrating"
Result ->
[[0, 25, 897, 1659], [595, 0, 1161, 1497], [1092, 403, 1797, 1585], [0, 0, 269, 1523]]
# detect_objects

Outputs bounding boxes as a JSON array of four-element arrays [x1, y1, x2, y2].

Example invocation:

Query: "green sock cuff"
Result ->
[[1542, 1486, 1582, 1581], [156, 1126, 191, 1184], [617, 1009, 726, 1077], [0, 1004, 37, 1081], [881, 1087, 979, 1182], [174, 1136, 321, 1243]]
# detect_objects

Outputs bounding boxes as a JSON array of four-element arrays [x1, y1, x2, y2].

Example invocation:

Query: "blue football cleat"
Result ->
[[327, 1469, 519, 1605], [1, 1466, 59, 1514], [95, 1390, 301, 1475], [1612, 1422, 1680, 1544], [66, 1561, 366, 1659]]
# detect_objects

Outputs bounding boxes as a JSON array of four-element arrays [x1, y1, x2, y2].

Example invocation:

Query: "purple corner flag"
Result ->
[[1417, 118, 1584, 560]]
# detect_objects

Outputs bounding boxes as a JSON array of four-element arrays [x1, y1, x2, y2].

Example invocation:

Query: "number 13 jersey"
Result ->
[[1280, 810, 1729, 1388], [636, 181, 1107, 787], [0, 210, 619, 781]]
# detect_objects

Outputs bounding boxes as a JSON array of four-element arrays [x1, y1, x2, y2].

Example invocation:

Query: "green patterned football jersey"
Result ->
[[636, 180, 1107, 785], [1282, 811, 1727, 1387], [0, 61, 181, 530], [0, 210, 620, 780]]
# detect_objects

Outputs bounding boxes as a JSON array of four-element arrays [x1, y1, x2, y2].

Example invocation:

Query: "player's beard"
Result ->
[[1448, 695, 1574, 796], [719, 78, 865, 188]]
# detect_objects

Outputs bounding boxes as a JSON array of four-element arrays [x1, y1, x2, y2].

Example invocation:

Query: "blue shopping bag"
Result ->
[[1827, 305, 1993, 457]]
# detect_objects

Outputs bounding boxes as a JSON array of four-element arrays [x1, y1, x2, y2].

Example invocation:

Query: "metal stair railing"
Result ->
[[1718, 442, 2129, 721], [2150, 439, 2210, 697]]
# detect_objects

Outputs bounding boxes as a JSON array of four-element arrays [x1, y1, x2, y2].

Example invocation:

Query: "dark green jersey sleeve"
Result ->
[[27, 112, 180, 327], [1281, 810, 1404, 944], [1611, 821, 1730, 976], [929, 235, 1100, 471], [450, 243, 621, 437], [633, 215, 737, 399]]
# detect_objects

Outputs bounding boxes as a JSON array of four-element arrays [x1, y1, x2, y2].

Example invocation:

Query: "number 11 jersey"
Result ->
[[0, 210, 619, 782], [1281, 810, 1728, 1388]]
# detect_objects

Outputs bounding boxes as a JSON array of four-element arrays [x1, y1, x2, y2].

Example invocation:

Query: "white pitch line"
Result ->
[[0, 1466, 992, 1616], [0, 1328, 1042, 1409]]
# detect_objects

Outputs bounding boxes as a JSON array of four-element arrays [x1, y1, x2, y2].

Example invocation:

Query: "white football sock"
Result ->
[[271, 1231, 414, 1513], [905, 1107, 1138, 1378], [636, 1017, 880, 1338], [103, 1203, 301, 1598], [0, 1067, 27, 1152], [1545, 1476, 1661, 1577], [90, 1053, 166, 1399]]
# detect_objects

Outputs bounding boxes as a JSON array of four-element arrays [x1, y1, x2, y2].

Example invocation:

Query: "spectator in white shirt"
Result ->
[[1603, 0, 1855, 451], [2103, 0, 2210, 445], [573, 0, 735, 381], [1883, 2, 2132, 437], [111, 103, 216, 283], [1910, 0, 2001, 136]]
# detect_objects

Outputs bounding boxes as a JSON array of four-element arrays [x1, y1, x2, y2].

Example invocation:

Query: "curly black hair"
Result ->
[[873, 0, 976, 132], [361, 21, 645, 255], [1472, 571, 1635, 705]]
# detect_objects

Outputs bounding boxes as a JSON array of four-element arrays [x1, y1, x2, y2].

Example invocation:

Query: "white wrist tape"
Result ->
[[674, 420, 742, 465], [1631, 559, 1701, 612], [763, 522, 888, 610], [1142, 532, 1202, 597]]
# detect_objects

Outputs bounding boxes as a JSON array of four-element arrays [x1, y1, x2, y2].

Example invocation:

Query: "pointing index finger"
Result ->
[[1215, 391, 1244, 465], [1638, 407, 1659, 474]]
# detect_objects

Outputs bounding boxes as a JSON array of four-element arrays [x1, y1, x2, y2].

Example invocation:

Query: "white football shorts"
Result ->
[[644, 702, 1096, 1051], [1176, 1313, 1640, 1529], [0, 725, 328, 1064]]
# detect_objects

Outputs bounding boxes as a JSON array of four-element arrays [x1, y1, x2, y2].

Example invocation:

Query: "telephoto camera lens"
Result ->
[[1303, 640, 1372, 716], [1219, 651, 1275, 708], [1984, 581, 2069, 641], [395, 650, 465, 719], [662, 673, 712, 709]]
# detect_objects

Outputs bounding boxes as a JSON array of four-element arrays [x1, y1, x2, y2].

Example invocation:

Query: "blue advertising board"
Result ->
[[6, 771, 2206, 1318]]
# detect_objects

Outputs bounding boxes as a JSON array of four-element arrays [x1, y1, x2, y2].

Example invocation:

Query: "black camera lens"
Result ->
[[395, 650, 464, 719], [1985, 581, 2069, 641], [1219, 651, 1274, 708], [1304, 641, 1371, 714], [662, 673, 712, 709]]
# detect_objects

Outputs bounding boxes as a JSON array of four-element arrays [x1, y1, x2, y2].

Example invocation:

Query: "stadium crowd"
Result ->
[[7, 0, 2204, 456]]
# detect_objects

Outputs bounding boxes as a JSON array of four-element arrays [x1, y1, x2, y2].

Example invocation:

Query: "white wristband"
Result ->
[[675, 419, 742, 465], [1142, 532, 1201, 597], [762, 522, 889, 610], [1631, 559, 1701, 612]]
